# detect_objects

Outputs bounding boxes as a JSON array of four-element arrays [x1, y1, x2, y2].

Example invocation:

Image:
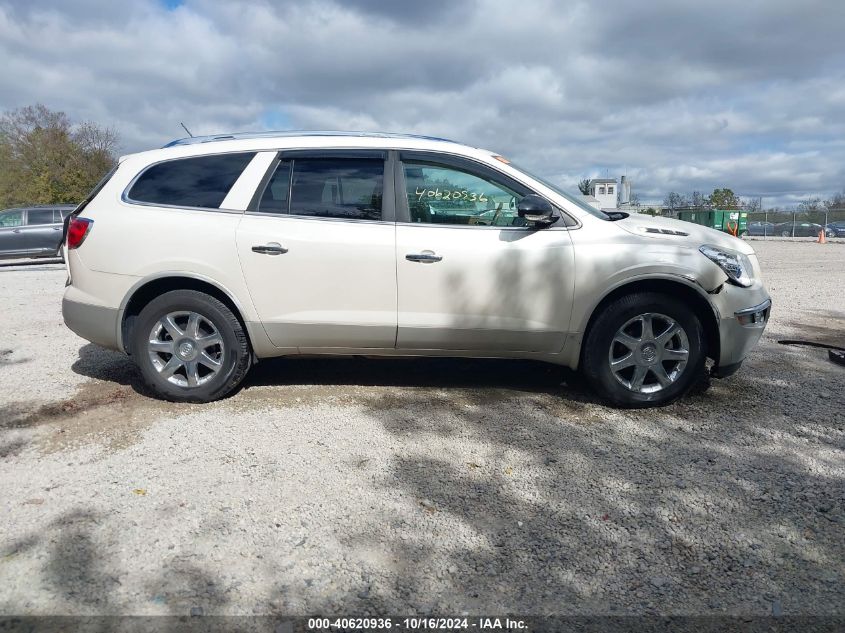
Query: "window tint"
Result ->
[[128, 153, 256, 209], [27, 209, 54, 225], [0, 211, 24, 228], [403, 162, 525, 227], [257, 161, 291, 214], [289, 158, 383, 220]]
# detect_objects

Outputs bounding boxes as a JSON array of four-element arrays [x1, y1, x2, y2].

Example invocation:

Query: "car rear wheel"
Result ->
[[582, 292, 706, 408], [132, 290, 251, 402]]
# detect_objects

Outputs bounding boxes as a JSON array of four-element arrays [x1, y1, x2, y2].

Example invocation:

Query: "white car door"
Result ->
[[236, 151, 397, 350], [395, 153, 575, 353]]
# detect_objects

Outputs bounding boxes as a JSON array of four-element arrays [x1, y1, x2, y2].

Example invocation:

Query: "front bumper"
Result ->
[[713, 293, 771, 369]]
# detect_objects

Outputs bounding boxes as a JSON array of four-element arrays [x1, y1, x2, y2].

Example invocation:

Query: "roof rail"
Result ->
[[162, 130, 460, 148]]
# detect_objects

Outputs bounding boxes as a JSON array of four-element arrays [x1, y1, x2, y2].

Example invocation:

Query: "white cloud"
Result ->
[[1, 0, 844, 205]]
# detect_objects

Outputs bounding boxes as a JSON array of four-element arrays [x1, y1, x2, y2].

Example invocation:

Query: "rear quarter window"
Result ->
[[26, 209, 55, 225], [127, 152, 256, 209]]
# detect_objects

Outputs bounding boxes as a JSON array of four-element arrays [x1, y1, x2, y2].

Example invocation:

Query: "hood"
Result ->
[[615, 212, 754, 255]]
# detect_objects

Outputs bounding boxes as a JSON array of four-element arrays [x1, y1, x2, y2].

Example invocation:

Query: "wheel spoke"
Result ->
[[186, 312, 201, 339], [197, 334, 222, 350], [662, 348, 689, 361], [640, 314, 654, 340], [656, 321, 680, 345], [185, 360, 200, 387], [652, 363, 672, 387], [149, 339, 174, 354], [613, 332, 641, 350], [630, 364, 648, 390], [610, 353, 636, 371], [159, 356, 183, 378], [198, 351, 222, 370], [161, 315, 184, 339]]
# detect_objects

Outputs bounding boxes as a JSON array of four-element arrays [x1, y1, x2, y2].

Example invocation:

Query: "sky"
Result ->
[[1, 0, 844, 208]]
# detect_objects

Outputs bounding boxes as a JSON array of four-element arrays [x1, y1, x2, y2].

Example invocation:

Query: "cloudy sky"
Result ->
[[2, 0, 844, 207]]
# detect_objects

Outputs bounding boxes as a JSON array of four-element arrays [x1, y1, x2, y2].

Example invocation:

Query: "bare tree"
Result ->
[[797, 197, 823, 212], [663, 192, 686, 214], [689, 191, 707, 208], [742, 197, 761, 213]]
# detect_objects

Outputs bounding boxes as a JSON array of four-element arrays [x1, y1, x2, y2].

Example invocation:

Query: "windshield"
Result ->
[[505, 161, 611, 220]]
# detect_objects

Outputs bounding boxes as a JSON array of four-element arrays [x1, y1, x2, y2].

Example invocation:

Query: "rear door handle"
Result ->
[[252, 242, 288, 255], [405, 251, 442, 263]]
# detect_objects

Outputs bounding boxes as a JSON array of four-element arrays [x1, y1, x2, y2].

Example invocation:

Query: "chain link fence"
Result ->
[[743, 208, 845, 239]]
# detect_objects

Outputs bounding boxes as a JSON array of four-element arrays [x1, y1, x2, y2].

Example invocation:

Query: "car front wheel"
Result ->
[[131, 289, 251, 402], [582, 292, 707, 408]]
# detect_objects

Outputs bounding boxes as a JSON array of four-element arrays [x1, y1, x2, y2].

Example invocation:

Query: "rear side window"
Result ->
[[128, 153, 256, 209], [27, 209, 55, 225]]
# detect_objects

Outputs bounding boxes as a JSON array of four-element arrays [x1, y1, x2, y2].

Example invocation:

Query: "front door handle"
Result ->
[[252, 242, 288, 255], [405, 251, 442, 263]]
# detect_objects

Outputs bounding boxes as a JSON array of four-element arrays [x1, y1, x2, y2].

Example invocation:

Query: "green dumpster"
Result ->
[[676, 209, 748, 235]]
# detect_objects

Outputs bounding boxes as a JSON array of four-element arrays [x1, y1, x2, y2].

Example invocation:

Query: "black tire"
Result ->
[[581, 292, 707, 408], [131, 290, 251, 403]]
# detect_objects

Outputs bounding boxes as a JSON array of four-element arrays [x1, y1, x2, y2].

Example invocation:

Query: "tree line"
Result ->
[[0, 104, 118, 209]]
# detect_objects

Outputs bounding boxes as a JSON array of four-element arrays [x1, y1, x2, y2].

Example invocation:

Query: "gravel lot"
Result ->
[[0, 241, 843, 616]]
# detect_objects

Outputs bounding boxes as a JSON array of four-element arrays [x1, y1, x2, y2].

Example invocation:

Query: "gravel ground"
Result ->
[[0, 241, 843, 616]]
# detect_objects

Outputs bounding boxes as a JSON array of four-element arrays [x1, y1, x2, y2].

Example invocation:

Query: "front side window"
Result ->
[[27, 209, 54, 225], [127, 152, 256, 209], [403, 162, 523, 226], [0, 211, 23, 227]]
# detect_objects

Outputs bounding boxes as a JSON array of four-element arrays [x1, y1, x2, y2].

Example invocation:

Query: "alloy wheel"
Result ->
[[147, 311, 224, 388], [608, 312, 690, 394]]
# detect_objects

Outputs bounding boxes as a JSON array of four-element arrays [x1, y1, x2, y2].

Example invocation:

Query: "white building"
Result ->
[[588, 178, 617, 210]]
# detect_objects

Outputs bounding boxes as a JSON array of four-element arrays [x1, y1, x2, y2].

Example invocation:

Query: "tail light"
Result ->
[[66, 217, 93, 249]]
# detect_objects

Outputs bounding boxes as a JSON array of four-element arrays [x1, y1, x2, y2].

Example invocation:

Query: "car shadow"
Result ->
[[70, 342, 599, 404], [243, 355, 597, 401], [70, 343, 155, 398]]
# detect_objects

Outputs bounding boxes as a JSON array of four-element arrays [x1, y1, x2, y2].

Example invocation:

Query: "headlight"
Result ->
[[699, 245, 754, 287]]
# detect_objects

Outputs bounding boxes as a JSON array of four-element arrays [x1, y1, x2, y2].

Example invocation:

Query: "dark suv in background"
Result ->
[[0, 205, 75, 260]]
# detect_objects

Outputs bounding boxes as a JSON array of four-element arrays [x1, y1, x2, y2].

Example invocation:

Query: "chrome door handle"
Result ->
[[405, 252, 442, 263], [12, 229, 21, 233], [251, 243, 288, 255]]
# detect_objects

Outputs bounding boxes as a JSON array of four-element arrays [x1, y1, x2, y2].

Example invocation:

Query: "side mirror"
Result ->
[[517, 194, 557, 227]]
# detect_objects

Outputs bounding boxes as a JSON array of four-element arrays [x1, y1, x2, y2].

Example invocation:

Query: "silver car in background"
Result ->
[[0, 205, 75, 260]]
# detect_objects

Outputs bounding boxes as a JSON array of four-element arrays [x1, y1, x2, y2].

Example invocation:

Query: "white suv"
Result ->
[[62, 132, 770, 407]]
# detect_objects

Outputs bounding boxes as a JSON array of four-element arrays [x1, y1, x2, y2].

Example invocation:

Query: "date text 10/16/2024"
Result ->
[[307, 617, 528, 631]]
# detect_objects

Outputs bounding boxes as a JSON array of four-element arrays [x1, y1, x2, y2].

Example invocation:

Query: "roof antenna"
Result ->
[[180, 122, 194, 138]]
